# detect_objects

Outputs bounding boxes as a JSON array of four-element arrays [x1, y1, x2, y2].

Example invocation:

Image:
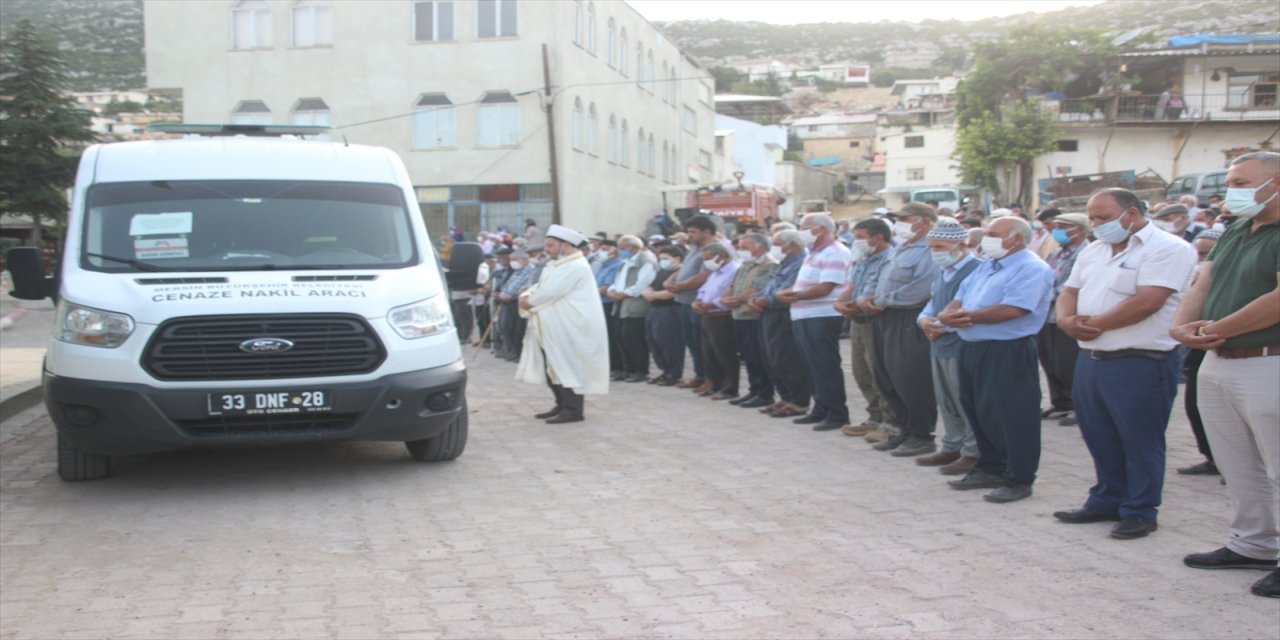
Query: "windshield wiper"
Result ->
[[86, 252, 174, 272]]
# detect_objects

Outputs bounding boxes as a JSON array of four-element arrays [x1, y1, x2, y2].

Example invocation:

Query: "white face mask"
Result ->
[[703, 258, 723, 272], [1211, 222, 1226, 232], [735, 250, 752, 263], [1153, 219, 1180, 234], [893, 220, 916, 241], [659, 258, 674, 270], [768, 246, 784, 261], [852, 239, 871, 258], [980, 235, 1009, 260], [799, 229, 818, 247]]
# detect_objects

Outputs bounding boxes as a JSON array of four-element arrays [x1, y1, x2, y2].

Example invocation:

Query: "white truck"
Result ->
[[6, 125, 473, 480]]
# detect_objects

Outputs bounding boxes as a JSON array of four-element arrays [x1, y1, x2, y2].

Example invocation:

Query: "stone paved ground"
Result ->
[[1, 350, 1278, 639]]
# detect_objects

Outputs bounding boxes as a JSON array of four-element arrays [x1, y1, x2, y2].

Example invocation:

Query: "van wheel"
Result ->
[[405, 400, 468, 462], [57, 434, 111, 481]]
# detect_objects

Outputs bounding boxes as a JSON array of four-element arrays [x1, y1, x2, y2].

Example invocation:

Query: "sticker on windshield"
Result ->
[[135, 237, 189, 259], [129, 212, 193, 237]]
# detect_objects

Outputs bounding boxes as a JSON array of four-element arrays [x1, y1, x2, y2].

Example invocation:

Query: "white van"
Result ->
[[6, 126, 471, 480]]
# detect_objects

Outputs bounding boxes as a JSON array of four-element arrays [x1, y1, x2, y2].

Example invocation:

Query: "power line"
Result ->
[[458, 122, 548, 185]]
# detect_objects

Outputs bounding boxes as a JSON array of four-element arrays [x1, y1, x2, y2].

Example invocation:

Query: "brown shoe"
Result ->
[[938, 456, 978, 475], [709, 391, 738, 401], [534, 406, 562, 419], [693, 381, 714, 395], [760, 401, 785, 414], [677, 378, 706, 389], [916, 450, 961, 467], [545, 412, 584, 424], [841, 421, 878, 437]]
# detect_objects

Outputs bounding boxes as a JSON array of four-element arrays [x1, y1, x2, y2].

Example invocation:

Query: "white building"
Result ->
[[145, 0, 715, 238], [70, 90, 151, 111], [816, 64, 870, 86], [880, 127, 962, 203], [788, 113, 877, 140], [713, 114, 785, 187]]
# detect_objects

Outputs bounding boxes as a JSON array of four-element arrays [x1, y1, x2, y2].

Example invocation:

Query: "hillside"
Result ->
[[0, 0, 144, 91]]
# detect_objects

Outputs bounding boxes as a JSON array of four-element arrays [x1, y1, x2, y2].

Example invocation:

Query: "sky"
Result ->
[[627, 0, 1106, 25]]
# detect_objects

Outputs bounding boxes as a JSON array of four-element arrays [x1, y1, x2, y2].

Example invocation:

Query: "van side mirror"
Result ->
[[444, 242, 484, 292], [5, 247, 56, 301]]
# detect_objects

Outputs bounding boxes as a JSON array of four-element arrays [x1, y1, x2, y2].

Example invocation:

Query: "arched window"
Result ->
[[637, 127, 646, 173], [606, 18, 616, 67], [231, 0, 272, 50], [291, 0, 332, 47], [588, 103, 598, 155], [636, 45, 644, 87], [619, 28, 628, 76], [620, 119, 630, 167], [572, 0, 583, 45], [572, 97, 583, 151], [661, 141, 669, 183], [647, 50, 655, 93], [648, 133, 656, 176], [231, 100, 272, 125], [412, 94, 454, 148], [586, 3, 596, 53], [607, 115, 617, 163]]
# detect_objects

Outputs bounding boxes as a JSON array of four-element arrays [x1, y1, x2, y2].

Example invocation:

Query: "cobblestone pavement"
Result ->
[[2, 351, 1278, 639]]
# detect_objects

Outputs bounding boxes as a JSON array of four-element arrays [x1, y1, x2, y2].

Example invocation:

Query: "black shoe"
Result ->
[[1184, 547, 1276, 571], [948, 470, 1009, 491], [1041, 407, 1071, 419], [729, 394, 757, 406], [647, 376, 664, 384], [656, 376, 680, 387], [739, 396, 774, 409], [1252, 569, 1280, 598], [890, 436, 936, 457], [873, 431, 908, 451], [545, 412, 584, 424], [624, 373, 647, 383], [610, 371, 627, 381], [984, 484, 1033, 503], [1053, 508, 1121, 524], [793, 414, 826, 425], [811, 421, 847, 432], [1058, 415, 1078, 427], [1177, 460, 1219, 475], [534, 406, 563, 420], [1110, 518, 1157, 540]]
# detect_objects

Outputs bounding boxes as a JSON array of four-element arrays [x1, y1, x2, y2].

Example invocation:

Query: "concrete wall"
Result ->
[[775, 162, 840, 221], [802, 136, 873, 172], [713, 114, 785, 186], [144, 0, 714, 238]]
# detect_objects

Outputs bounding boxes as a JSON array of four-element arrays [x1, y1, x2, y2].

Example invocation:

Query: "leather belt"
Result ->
[[1215, 344, 1280, 359], [1082, 348, 1173, 361]]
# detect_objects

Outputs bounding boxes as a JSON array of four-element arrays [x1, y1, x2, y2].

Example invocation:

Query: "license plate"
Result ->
[[207, 390, 331, 416]]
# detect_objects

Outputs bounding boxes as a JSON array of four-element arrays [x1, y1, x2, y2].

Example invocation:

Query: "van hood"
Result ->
[[60, 267, 442, 326]]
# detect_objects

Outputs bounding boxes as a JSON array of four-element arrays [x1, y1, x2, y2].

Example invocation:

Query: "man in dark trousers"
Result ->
[[1037, 213, 1091, 426]]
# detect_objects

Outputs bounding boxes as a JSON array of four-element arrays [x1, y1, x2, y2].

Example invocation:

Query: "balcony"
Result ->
[[1050, 93, 1279, 124]]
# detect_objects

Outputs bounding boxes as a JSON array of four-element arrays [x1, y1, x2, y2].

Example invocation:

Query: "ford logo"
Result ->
[[240, 338, 295, 354]]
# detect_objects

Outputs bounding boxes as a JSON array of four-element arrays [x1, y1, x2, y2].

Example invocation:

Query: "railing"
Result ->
[[1050, 94, 1279, 124]]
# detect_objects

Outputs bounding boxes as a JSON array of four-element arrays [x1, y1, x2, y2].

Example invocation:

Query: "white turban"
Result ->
[[546, 224, 586, 246]]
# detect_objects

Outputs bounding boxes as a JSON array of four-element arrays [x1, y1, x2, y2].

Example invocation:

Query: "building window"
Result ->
[[849, 141, 860, 148], [413, 94, 455, 148], [1227, 72, 1279, 109], [231, 100, 272, 125], [661, 141, 669, 183], [906, 167, 925, 181], [585, 3, 596, 53], [647, 51, 655, 93], [682, 106, 696, 134], [904, 135, 924, 148], [698, 82, 711, 105], [648, 133, 655, 176], [291, 0, 331, 47], [619, 28, 628, 76], [414, 1, 454, 41], [699, 150, 711, 170], [620, 119, 630, 167], [607, 115, 617, 163], [637, 128, 646, 173], [636, 46, 644, 87], [1056, 139, 1078, 152], [606, 18, 616, 67], [572, 0, 583, 45], [290, 98, 330, 126], [476, 91, 519, 146], [588, 104, 598, 155], [572, 97, 584, 151], [231, 0, 272, 50], [477, 0, 517, 39]]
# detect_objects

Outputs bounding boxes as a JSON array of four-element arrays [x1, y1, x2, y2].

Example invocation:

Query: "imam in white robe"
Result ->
[[515, 252, 610, 395]]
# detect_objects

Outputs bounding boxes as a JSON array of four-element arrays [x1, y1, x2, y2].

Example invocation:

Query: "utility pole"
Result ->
[[542, 44, 562, 225]]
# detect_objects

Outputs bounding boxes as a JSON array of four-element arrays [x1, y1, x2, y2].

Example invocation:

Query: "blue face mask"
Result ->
[[618, 249, 633, 260], [1225, 183, 1278, 219], [1094, 212, 1134, 245], [930, 250, 959, 268], [1050, 229, 1071, 245]]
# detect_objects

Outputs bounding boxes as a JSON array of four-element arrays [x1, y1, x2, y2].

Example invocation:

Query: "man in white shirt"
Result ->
[[1054, 188, 1198, 540], [607, 235, 658, 383]]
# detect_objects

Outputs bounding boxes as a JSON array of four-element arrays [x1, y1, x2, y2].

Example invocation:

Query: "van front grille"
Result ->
[[142, 314, 385, 381], [178, 412, 358, 439]]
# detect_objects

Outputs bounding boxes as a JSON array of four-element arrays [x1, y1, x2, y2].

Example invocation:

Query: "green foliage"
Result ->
[[709, 66, 744, 93], [0, 0, 144, 92], [0, 20, 96, 244], [102, 99, 144, 116], [731, 72, 784, 97], [813, 77, 842, 93], [953, 102, 1057, 202]]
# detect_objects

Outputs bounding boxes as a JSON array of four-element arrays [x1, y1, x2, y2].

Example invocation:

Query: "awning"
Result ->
[[807, 156, 841, 167]]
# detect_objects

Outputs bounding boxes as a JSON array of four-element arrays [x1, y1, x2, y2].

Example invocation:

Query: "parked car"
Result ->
[[1165, 169, 1227, 204]]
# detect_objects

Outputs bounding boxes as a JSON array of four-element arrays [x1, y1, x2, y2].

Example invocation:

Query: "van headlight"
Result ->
[[55, 301, 135, 348], [388, 297, 453, 339]]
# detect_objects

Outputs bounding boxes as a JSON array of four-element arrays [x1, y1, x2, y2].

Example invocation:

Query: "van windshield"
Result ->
[[82, 180, 417, 272], [912, 190, 956, 203]]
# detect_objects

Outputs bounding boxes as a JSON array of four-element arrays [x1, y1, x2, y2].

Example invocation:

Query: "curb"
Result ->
[[0, 385, 43, 424]]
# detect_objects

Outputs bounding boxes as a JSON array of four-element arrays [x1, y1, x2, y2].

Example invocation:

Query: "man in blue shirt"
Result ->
[[940, 217, 1055, 503], [748, 229, 811, 417], [834, 218, 894, 438], [594, 240, 624, 378]]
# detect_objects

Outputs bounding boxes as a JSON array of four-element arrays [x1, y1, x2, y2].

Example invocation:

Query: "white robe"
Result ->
[[515, 252, 610, 395]]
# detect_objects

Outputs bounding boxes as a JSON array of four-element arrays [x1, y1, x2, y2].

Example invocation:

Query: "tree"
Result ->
[[0, 19, 95, 247], [708, 66, 744, 93], [102, 99, 145, 116], [952, 23, 1114, 206]]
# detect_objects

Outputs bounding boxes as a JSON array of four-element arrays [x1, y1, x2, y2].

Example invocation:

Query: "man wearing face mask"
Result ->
[[1037, 213, 1092, 427], [748, 229, 811, 418], [692, 243, 741, 400], [1030, 208, 1061, 258], [666, 216, 720, 392], [642, 245, 686, 386], [723, 233, 779, 408], [1150, 204, 1203, 243], [834, 218, 894, 439], [864, 202, 941, 457], [939, 217, 1055, 503], [1171, 151, 1280, 599], [607, 235, 657, 383], [1054, 188, 1197, 540], [594, 240, 625, 379], [775, 213, 854, 431], [497, 249, 536, 362], [916, 218, 983, 475]]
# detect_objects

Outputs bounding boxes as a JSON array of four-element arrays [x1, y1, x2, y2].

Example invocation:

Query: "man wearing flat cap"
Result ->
[[1151, 204, 1204, 243], [516, 224, 610, 424], [1037, 212, 1092, 426]]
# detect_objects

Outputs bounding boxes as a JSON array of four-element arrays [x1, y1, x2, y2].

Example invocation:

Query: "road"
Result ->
[[1, 351, 1277, 639]]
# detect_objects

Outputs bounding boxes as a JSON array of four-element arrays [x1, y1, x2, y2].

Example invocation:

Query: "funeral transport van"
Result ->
[[6, 125, 475, 480]]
